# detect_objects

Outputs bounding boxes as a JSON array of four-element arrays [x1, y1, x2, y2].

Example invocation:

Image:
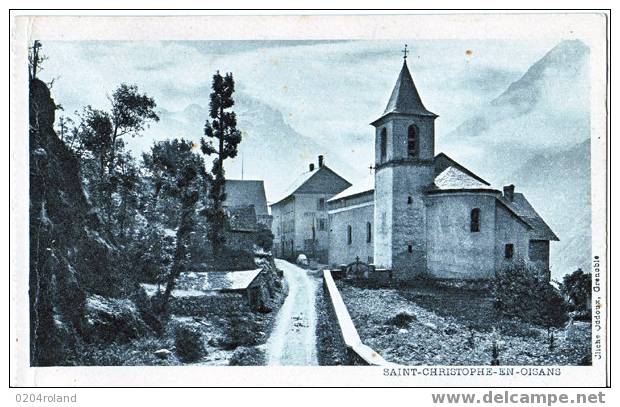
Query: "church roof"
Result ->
[[372, 60, 437, 125], [434, 153, 490, 186], [433, 166, 493, 190], [224, 180, 269, 216], [328, 154, 490, 201], [498, 193, 560, 241], [327, 175, 375, 202]]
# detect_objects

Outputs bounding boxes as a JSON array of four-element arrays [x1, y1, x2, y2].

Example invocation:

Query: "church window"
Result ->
[[347, 225, 352, 245], [407, 195, 413, 205], [318, 219, 326, 231], [366, 222, 372, 243], [408, 244, 413, 253], [470, 208, 481, 232], [317, 198, 325, 210], [504, 244, 514, 259], [380, 128, 387, 163], [407, 125, 419, 157]]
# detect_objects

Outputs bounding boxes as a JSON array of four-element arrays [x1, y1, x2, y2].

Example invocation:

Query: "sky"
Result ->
[[40, 39, 562, 155]]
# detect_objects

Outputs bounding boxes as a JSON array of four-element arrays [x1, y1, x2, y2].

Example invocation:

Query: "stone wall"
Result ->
[[170, 293, 247, 317]]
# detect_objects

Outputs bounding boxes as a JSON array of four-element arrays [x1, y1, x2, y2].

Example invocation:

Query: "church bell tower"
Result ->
[[372, 46, 437, 279]]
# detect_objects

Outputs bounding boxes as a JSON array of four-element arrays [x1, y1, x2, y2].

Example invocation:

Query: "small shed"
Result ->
[[140, 269, 267, 311]]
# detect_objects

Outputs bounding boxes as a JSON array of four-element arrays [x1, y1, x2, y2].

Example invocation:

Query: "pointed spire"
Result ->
[[382, 59, 436, 118]]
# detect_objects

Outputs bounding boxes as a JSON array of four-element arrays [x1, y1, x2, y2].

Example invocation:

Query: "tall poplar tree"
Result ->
[[201, 71, 242, 255]]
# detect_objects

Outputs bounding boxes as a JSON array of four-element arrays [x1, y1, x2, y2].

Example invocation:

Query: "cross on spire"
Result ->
[[402, 44, 409, 59]]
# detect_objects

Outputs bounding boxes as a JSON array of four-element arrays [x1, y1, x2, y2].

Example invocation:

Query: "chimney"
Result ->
[[503, 184, 515, 201], [318, 155, 324, 168], [309, 163, 315, 171]]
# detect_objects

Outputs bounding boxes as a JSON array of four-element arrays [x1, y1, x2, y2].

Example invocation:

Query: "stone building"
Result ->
[[270, 156, 351, 262], [326, 58, 559, 281], [224, 180, 272, 229], [219, 180, 272, 268]]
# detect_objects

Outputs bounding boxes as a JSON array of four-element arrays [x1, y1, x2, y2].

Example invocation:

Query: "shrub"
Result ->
[[559, 269, 592, 317], [229, 346, 264, 366], [221, 315, 260, 350], [492, 260, 568, 328], [255, 226, 274, 251], [174, 325, 205, 363], [387, 311, 417, 328]]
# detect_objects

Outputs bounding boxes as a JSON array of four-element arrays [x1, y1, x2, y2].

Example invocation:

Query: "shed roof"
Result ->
[[140, 269, 263, 297], [227, 205, 259, 232], [178, 269, 263, 292]]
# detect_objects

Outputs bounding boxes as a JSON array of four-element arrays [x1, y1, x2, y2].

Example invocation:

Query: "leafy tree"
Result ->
[[200, 71, 242, 255], [141, 139, 209, 314], [68, 84, 159, 237], [559, 268, 592, 316]]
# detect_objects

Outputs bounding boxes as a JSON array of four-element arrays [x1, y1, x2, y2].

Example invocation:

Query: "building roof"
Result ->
[[434, 152, 490, 186], [433, 166, 493, 190], [227, 205, 259, 232], [271, 165, 351, 206], [327, 175, 375, 202], [178, 269, 263, 292], [372, 60, 437, 125], [140, 269, 263, 297], [499, 193, 560, 241], [224, 180, 269, 216], [327, 153, 488, 201]]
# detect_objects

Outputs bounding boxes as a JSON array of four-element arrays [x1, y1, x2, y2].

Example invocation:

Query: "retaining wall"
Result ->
[[322, 269, 392, 366]]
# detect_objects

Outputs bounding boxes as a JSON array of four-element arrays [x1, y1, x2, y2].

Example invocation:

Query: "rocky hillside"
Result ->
[[29, 78, 127, 365]]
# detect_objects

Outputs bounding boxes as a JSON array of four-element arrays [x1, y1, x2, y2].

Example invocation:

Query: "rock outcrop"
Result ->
[[28, 78, 125, 365]]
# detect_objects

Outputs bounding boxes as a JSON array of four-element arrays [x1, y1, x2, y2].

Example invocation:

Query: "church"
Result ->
[[272, 54, 559, 281]]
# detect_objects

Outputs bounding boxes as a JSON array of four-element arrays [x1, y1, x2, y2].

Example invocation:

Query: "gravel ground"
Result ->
[[338, 283, 591, 366]]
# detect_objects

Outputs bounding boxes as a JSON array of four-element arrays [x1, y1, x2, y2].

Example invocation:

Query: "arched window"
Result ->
[[407, 125, 419, 157], [407, 195, 413, 205], [366, 222, 372, 243], [380, 128, 387, 163], [347, 225, 352, 245], [470, 208, 481, 232]]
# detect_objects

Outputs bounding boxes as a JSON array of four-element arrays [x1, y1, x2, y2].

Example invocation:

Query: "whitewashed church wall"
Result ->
[[426, 192, 497, 279], [328, 203, 374, 267], [494, 202, 530, 272]]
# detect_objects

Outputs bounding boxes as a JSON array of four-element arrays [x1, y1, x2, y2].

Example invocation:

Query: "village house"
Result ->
[[326, 57, 559, 281], [221, 179, 273, 250], [270, 156, 351, 263], [224, 179, 272, 229]]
